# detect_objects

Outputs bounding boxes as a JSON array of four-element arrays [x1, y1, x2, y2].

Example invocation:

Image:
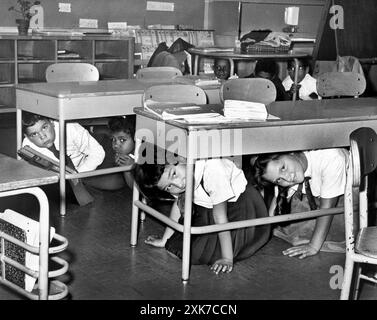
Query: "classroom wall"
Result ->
[[1, 0, 205, 29]]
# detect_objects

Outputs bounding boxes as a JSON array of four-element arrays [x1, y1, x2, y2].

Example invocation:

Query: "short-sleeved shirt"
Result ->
[[282, 73, 320, 100], [287, 148, 348, 199], [193, 159, 247, 209]]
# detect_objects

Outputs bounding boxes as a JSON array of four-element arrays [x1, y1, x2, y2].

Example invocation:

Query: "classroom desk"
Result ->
[[0, 154, 68, 299], [15, 79, 221, 216], [188, 47, 311, 100], [131, 97, 377, 281]]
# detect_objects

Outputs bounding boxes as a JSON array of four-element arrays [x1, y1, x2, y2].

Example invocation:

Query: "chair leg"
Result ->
[[352, 263, 362, 300], [340, 256, 355, 300]]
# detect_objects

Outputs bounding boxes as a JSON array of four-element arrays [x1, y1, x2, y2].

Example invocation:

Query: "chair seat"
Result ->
[[355, 226, 377, 258]]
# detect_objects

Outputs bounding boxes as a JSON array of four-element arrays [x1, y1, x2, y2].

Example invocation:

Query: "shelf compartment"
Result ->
[[0, 40, 15, 60], [17, 40, 55, 61], [96, 62, 131, 80], [0, 64, 15, 84], [95, 40, 130, 60], [57, 40, 92, 61], [18, 63, 51, 83], [0, 87, 15, 109]]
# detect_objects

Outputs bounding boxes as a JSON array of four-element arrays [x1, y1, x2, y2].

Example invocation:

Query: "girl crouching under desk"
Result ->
[[133, 158, 270, 274]]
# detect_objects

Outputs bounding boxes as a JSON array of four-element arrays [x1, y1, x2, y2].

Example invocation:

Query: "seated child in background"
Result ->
[[134, 158, 270, 274], [252, 148, 348, 259], [282, 58, 320, 100], [85, 116, 136, 191], [247, 59, 290, 101], [22, 111, 105, 173], [214, 58, 231, 80]]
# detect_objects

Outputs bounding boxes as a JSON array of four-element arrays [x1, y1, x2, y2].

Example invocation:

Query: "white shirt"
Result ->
[[282, 73, 320, 100], [22, 121, 105, 173], [193, 158, 247, 209], [287, 149, 348, 199]]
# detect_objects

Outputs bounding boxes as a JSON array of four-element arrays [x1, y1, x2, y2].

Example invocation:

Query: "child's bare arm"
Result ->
[[210, 201, 233, 274], [283, 196, 338, 259], [145, 199, 180, 248]]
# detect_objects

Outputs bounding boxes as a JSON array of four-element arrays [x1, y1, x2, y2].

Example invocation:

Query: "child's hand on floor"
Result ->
[[210, 258, 233, 274], [115, 153, 134, 166], [145, 235, 166, 248], [282, 243, 319, 259]]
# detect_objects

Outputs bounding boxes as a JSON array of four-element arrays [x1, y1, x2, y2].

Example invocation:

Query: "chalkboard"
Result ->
[[313, 0, 377, 61]]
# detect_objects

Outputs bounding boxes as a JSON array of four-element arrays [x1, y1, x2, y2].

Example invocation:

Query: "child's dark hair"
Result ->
[[287, 58, 310, 70], [133, 163, 165, 189], [22, 111, 50, 132], [108, 116, 136, 138], [254, 60, 278, 78], [252, 153, 282, 188]]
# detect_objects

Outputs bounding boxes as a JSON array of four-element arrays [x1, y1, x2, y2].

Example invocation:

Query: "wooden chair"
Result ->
[[220, 78, 277, 105], [142, 84, 207, 105], [45, 63, 99, 82], [341, 127, 377, 300], [316, 71, 366, 98], [136, 66, 183, 82]]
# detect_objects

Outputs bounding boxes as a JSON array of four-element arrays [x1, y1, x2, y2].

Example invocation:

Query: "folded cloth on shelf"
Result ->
[[240, 30, 291, 53]]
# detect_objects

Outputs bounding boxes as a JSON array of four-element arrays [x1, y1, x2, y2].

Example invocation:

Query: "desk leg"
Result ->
[[16, 109, 22, 159], [292, 58, 299, 101], [59, 120, 66, 216], [193, 54, 199, 75], [182, 160, 195, 282], [131, 137, 142, 246], [228, 58, 235, 77]]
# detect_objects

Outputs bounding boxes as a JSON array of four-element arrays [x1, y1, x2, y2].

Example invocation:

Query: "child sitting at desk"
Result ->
[[247, 59, 290, 101], [22, 111, 105, 173], [282, 58, 320, 100], [252, 148, 348, 259], [134, 158, 270, 274]]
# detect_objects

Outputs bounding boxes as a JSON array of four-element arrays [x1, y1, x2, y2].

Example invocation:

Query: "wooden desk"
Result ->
[[188, 47, 311, 100], [131, 97, 377, 281], [15, 79, 221, 216], [0, 154, 68, 300]]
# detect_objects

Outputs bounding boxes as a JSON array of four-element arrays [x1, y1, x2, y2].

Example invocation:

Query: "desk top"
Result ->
[[0, 154, 58, 192], [188, 47, 311, 60], [134, 97, 377, 130], [15, 78, 221, 99]]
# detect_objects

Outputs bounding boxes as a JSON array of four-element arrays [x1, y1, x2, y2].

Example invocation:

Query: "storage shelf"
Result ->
[[0, 34, 134, 113]]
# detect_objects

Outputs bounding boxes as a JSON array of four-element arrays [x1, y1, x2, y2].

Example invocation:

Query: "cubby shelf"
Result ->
[[0, 34, 134, 113]]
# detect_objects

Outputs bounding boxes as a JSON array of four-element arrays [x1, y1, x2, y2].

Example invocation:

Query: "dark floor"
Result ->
[[1, 114, 377, 301]]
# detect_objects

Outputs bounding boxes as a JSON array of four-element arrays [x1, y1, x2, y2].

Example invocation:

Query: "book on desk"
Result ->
[[143, 99, 280, 123]]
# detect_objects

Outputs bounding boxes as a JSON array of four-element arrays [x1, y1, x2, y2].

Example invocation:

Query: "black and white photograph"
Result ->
[[0, 0, 376, 307]]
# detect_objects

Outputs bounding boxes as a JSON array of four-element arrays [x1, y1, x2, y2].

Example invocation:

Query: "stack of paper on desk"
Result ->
[[144, 100, 222, 121], [224, 99, 269, 120]]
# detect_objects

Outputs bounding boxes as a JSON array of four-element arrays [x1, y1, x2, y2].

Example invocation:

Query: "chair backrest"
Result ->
[[136, 66, 183, 82], [45, 63, 99, 82], [316, 71, 366, 98], [220, 78, 277, 105], [349, 127, 377, 188], [143, 84, 207, 105]]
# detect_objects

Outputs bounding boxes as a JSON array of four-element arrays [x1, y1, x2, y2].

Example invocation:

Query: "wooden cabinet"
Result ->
[[0, 34, 134, 113]]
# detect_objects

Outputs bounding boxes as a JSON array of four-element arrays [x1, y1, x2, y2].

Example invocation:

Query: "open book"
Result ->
[[144, 99, 222, 121], [18, 146, 94, 206], [224, 99, 280, 121]]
